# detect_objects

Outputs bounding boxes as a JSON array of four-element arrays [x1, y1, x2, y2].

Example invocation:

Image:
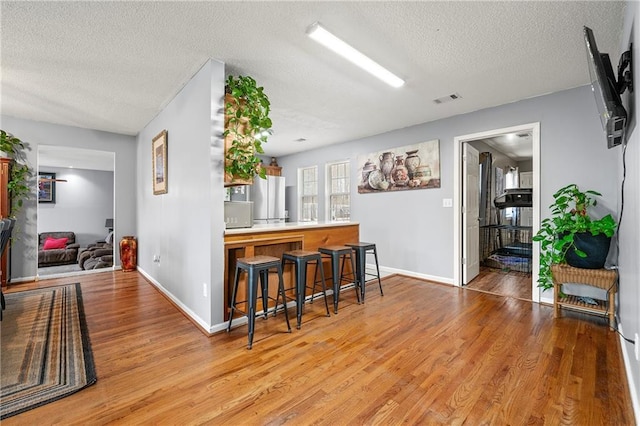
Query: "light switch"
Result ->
[[443, 198, 453, 208]]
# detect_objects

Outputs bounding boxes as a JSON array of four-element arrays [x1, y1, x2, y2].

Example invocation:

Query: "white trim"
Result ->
[[9, 275, 37, 283], [453, 122, 541, 303], [28, 265, 121, 282], [618, 322, 640, 424], [324, 159, 351, 223], [379, 265, 454, 286], [136, 266, 215, 333], [297, 165, 319, 222]]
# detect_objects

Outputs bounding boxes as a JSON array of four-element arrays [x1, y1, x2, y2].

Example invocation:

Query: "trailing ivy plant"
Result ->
[[532, 184, 617, 290], [224, 75, 272, 181], [0, 130, 32, 217]]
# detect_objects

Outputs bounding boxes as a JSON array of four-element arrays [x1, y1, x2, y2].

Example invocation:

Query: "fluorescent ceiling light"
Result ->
[[306, 22, 405, 88]]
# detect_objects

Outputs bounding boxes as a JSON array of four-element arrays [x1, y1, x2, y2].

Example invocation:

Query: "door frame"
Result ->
[[36, 145, 117, 279], [452, 122, 541, 303], [462, 143, 480, 284]]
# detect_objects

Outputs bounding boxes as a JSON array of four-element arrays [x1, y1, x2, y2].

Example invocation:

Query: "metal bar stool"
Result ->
[[281, 250, 330, 329], [346, 242, 383, 302], [318, 245, 360, 314], [227, 255, 291, 349]]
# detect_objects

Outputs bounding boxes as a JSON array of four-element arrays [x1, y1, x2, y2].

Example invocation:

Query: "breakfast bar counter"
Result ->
[[223, 222, 359, 320]]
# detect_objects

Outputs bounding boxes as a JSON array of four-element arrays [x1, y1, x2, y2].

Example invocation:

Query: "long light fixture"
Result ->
[[306, 22, 405, 88]]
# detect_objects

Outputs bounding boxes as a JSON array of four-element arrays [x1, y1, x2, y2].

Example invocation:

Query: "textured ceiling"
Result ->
[[0, 1, 626, 158]]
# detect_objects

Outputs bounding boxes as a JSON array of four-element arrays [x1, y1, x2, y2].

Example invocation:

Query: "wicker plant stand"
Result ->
[[551, 264, 617, 327]]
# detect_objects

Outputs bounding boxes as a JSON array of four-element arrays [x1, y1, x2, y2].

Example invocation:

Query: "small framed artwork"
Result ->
[[38, 172, 57, 203], [152, 130, 168, 195]]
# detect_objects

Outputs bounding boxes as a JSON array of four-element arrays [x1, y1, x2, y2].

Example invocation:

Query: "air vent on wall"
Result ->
[[433, 93, 462, 104]]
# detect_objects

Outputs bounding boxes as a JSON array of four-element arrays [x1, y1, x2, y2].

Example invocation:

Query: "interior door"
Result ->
[[463, 143, 480, 284]]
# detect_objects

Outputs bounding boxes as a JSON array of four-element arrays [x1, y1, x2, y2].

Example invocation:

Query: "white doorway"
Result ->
[[453, 123, 541, 303], [37, 145, 116, 279], [463, 143, 480, 284]]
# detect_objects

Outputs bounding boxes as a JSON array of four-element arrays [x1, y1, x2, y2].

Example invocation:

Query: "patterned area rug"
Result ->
[[0, 284, 97, 419]]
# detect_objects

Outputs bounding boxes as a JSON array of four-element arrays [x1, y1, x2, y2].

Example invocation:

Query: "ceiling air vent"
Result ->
[[433, 93, 462, 104]]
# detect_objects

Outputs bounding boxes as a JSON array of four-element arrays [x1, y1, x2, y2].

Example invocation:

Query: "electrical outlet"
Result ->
[[203, 283, 207, 298], [635, 334, 639, 361], [153, 254, 160, 263], [443, 198, 453, 208]]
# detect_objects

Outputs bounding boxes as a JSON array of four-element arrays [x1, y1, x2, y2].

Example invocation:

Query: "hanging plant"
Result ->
[[0, 130, 32, 217], [224, 75, 272, 183]]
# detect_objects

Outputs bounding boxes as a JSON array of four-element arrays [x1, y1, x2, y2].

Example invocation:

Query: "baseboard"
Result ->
[[377, 264, 454, 285], [9, 275, 36, 283], [618, 322, 640, 424], [136, 267, 214, 335], [10, 265, 122, 284]]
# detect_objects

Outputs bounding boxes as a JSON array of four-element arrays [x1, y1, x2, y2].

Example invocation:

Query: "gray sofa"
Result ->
[[38, 231, 80, 267], [78, 242, 114, 270]]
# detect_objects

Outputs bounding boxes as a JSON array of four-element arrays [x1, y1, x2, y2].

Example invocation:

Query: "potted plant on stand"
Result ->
[[224, 75, 272, 185], [533, 184, 617, 291]]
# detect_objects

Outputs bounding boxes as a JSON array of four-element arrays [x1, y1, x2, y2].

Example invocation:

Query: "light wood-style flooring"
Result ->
[[466, 266, 532, 300], [2, 271, 634, 424]]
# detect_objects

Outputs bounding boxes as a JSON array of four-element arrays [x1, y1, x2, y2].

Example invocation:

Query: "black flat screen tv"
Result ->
[[584, 26, 627, 148]]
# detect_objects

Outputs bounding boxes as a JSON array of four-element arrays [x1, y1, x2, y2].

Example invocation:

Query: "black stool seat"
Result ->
[[281, 250, 330, 329], [346, 242, 383, 302], [318, 245, 360, 314], [227, 255, 291, 349]]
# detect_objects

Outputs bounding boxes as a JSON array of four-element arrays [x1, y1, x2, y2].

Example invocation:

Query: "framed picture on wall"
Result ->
[[357, 139, 441, 194], [38, 172, 56, 203], [152, 130, 168, 195]]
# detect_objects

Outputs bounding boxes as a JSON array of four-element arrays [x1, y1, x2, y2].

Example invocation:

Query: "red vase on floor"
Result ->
[[120, 236, 137, 272]]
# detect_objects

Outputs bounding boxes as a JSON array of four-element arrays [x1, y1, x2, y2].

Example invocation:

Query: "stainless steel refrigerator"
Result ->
[[252, 175, 286, 224]]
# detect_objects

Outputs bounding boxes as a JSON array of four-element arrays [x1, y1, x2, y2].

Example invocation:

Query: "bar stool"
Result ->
[[318, 245, 360, 314], [281, 250, 330, 329], [227, 255, 291, 349], [346, 242, 383, 302]]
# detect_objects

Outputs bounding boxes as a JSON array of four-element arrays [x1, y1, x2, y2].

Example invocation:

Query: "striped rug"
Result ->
[[0, 283, 97, 419]]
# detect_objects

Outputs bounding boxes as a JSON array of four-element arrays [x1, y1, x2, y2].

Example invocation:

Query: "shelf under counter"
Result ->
[[223, 222, 359, 321]]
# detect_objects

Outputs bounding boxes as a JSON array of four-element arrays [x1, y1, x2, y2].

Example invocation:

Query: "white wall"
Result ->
[[0, 116, 136, 279], [135, 59, 226, 329], [617, 0, 639, 416], [38, 167, 114, 247], [279, 85, 619, 283]]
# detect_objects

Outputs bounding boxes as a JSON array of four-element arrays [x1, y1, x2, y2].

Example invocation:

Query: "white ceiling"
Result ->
[[38, 145, 115, 171], [0, 1, 626, 158], [480, 132, 533, 162]]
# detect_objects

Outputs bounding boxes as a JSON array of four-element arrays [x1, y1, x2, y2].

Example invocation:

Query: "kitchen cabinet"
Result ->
[[260, 165, 282, 176], [223, 222, 359, 321]]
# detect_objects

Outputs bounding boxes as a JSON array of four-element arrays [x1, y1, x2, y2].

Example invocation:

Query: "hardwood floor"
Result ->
[[2, 271, 634, 424], [466, 266, 532, 300]]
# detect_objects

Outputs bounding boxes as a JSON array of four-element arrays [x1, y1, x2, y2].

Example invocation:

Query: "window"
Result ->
[[299, 166, 318, 221], [326, 160, 350, 222], [504, 167, 519, 220]]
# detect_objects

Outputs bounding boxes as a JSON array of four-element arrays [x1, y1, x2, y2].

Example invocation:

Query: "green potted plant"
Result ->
[[0, 130, 31, 217], [224, 75, 272, 185], [533, 184, 617, 290]]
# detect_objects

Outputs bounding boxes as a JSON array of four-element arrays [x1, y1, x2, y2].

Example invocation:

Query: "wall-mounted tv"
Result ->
[[583, 26, 628, 149]]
